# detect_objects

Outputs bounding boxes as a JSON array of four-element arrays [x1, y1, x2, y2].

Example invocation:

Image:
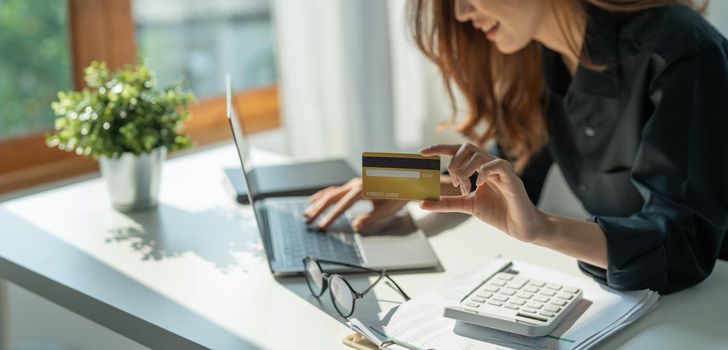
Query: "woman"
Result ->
[[304, 0, 728, 294]]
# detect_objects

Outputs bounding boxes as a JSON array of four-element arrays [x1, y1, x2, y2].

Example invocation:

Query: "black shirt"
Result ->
[[525, 4, 728, 294]]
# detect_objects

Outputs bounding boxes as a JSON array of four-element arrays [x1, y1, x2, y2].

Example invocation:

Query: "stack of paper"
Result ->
[[350, 258, 659, 350]]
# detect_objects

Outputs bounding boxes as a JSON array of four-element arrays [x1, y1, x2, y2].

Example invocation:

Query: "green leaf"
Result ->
[[46, 59, 196, 158]]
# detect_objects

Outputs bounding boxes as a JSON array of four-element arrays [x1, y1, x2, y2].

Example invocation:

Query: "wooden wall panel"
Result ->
[[68, 0, 136, 88]]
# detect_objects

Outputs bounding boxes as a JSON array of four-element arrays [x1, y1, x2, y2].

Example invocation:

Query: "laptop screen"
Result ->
[[227, 74, 280, 263], [226, 74, 260, 204]]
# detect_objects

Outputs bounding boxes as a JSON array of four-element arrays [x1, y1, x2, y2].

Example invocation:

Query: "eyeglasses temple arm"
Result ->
[[307, 257, 411, 300], [359, 270, 386, 297], [384, 275, 411, 300]]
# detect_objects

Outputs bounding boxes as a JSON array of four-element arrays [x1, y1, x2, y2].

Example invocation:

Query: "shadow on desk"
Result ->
[[107, 204, 265, 274], [416, 212, 471, 238], [274, 274, 406, 326], [273, 212, 472, 325], [0, 209, 260, 349]]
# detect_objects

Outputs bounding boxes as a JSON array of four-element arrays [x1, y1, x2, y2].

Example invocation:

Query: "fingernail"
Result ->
[[476, 176, 486, 186]]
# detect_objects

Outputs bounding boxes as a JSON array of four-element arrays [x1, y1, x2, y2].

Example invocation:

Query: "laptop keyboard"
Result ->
[[265, 200, 362, 268]]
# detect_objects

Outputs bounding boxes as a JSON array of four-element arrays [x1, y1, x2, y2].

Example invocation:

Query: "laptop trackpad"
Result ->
[[357, 215, 437, 269]]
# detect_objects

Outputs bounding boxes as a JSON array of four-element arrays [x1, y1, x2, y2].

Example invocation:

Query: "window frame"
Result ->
[[0, 0, 280, 196]]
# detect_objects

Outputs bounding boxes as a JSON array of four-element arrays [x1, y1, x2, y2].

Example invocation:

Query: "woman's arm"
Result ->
[[537, 215, 607, 269], [422, 43, 728, 294]]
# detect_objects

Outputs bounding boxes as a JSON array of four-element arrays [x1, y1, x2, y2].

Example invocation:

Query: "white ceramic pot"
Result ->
[[99, 146, 166, 211]]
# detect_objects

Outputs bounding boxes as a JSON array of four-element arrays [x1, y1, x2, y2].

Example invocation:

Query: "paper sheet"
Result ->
[[351, 258, 658, 350]]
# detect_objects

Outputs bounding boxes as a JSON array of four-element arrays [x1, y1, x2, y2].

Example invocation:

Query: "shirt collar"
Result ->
[[544, 3, 621, 98]]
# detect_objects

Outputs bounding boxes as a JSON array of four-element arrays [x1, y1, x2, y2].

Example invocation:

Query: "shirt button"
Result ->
[[578, 184, 588, 192], [584, 126, 596, 137]]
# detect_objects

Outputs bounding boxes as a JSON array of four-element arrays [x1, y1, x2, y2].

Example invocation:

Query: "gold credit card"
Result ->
[[362, 152, 440, 201]]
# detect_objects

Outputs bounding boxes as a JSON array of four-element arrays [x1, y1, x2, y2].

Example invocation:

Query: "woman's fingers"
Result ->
[[475, 158, 522, 196], [303, 187, 347, 223], [456, 152, 479, 194], [308, 186, 335, 203], [420, 144, 463, 187], [419, 195, 472, 214], [448, 144, 474, 189], [460, 151, 497, 179], [419, 144, 460, 157], [317, 188, 361, 230], [352, 200, 404, 232]]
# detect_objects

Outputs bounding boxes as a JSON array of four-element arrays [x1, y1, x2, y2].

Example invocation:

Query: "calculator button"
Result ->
[[533, 296, 550, 303], [492, 280, 507, 287], [550, 299, 567, 307], [521, 307, 538, 314], [465, 302, 480, 308], [507, 278, 528, 289], [509, 298, 526, 306], [526, 302, 544, 309], [556, 293, 573, 300], [546, 283, 563, 291], [470, 297, 486, 303], [544, 305, 561, 313], [500, 288, 517, 296], [539, 311, 556, 318], [504, 304, 520, 310], [523, 286, 539, 293], [487, 301, 503, 307], [563, 287, 580, 294], [496, 273, 514, 281], [492, 295, 509, 302], [539, 290, 556, 297], [476, 292, 493, 299], [482, 285, 499, 293], [529, 280, 546, 287], [516, 292, 533, 299]]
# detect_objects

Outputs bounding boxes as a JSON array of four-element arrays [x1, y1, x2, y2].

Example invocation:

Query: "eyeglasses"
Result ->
[[303, 257, 411, 318]]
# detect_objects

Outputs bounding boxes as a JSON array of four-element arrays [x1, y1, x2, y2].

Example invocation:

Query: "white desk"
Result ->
[[0, 143, 726, 349]]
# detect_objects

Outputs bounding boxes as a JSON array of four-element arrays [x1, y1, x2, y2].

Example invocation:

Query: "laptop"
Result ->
[[225, 75, 440, 275]]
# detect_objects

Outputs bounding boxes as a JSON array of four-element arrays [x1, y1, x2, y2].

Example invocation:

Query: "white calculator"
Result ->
[[444, 262, 583, 337]]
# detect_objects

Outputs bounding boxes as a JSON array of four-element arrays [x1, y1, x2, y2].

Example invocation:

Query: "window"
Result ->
[[0, 0, 280, 196], [132, 0, 280, 146], [133, 0, 277, 98], [0, 0, 72, 141]]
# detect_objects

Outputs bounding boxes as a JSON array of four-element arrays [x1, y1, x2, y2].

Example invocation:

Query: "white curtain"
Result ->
[[707, 2, 728, 35], [271, 0, 465, 168]]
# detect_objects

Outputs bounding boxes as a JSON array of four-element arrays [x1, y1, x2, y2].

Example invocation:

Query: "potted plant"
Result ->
[[46, 61, 195, 211]]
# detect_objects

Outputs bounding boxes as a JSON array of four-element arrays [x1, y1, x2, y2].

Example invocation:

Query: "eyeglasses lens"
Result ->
[[304, 259, 325, 296], [330, 275, 354, 317]]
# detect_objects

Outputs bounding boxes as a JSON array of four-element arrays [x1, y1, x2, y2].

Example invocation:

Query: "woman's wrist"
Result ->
[[531, 213, 609, 269], [530, 212, 559, 245]]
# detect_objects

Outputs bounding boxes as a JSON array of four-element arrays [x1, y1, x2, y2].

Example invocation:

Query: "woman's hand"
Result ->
[[303, 178, 408, 232], [419, 143, 553, 243]]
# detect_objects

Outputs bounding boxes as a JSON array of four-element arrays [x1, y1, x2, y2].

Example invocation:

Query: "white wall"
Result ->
[[708, 1, 728, 35]]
